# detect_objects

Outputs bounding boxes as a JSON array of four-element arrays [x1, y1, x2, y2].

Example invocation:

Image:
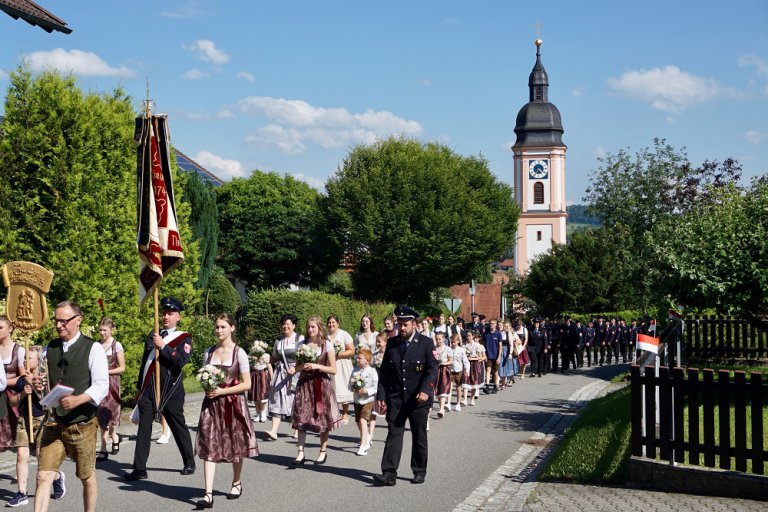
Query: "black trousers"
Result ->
[[528, 349, 539, 376], [599, 342, 607, 364], [381, 403, 429, 478], [133, 393, 195, 472]]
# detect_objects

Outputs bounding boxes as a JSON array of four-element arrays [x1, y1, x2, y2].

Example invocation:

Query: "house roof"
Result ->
[[0, 0, 71, 34], [174, 148, 224, 187]]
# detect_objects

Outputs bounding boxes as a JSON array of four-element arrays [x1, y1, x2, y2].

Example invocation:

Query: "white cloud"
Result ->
[[237, 71, 255, 83], [185, 39, 229, 65], [744, 130, 767, 144], [739, 53, 768, 94], [216, 109, 236, 119], [239, 96, 422, 153], [192, 151, 246, 180], [25, 49, 135, 78], [290, 173, 326, 191], [182, 68, 209, 80], [0, 69, 7, 79], [419, 79, 432, 87], [572, 87, 583, 98], [608, 65, 719, 113]]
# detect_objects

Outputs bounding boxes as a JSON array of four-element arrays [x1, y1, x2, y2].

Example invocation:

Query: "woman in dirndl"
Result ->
[[265, 314, 303, 440], [434, 332, 453, 417], [499, 321, 518, 389], [96, 317, 125, 461], [515, 319, 530, 379], [290, 316, 341, 466], [0, 315, 25, 453], [195, 313, 258, 508]]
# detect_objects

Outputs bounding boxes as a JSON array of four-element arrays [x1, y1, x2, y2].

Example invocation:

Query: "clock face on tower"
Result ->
[[529, 159, 549, 179]]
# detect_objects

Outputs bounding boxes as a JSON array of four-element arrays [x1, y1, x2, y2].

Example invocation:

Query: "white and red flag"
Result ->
[[637, 333, 660, 354], [135, 115, 184, 305]]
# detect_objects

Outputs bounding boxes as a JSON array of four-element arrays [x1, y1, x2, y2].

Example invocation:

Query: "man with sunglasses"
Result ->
[[33, 301, 108, 512]]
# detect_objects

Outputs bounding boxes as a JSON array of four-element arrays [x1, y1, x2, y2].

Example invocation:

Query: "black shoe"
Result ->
[[315, 450, 327, 465], [123, 470, 148, 481], [411, 474, 426, 484], [291, 451, 306, 467], [196, 492, 214, 509], [181, 465, 196, 475], [372, 474, 396, 486], [96, 451, 108, 461], [227, 482, 242, 500]]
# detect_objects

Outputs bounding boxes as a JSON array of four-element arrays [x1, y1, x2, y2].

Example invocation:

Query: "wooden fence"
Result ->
[[684, 316, 768, 363], [631, 365, 767, 474]]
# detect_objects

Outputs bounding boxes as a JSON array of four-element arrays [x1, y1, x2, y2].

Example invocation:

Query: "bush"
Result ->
[[242, 289, 393, 348], [202, 270, 242, 317]]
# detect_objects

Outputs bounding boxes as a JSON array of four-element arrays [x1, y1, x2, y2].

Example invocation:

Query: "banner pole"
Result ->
[[24, 333, 33, 442], [154, 286, 160, 415]]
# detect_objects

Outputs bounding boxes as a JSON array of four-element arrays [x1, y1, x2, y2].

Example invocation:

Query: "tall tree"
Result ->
[[216, 171, 333, 289], [180, 170, 219, 290], [323, 137, 518, 305], [0, 68, 201, 394]]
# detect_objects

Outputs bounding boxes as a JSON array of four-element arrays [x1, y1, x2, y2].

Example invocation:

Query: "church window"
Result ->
[[537, 231, 542, 241], [533, 182, 544, 204]]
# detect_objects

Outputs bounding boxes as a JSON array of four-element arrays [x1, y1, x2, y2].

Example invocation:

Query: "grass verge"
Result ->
[[539, 385, 631, 484], [184, 375, 202, 394]]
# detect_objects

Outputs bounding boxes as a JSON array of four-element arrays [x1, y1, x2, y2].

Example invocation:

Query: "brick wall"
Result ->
[[448, 282, 503, 321]]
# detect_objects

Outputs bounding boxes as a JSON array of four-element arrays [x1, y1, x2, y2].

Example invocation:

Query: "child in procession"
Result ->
[[465, 330, 486, 405], [249, 346, 273, 423], [349, 347, 378, 456], [449, 333, 470, 411], [434, 332, 453, 418], [367, 331, 388, 445]]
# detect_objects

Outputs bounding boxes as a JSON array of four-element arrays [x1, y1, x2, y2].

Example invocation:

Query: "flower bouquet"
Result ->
[[295, 343, 318, 365], [196, 364, 225, 392], [250, 339, 269, 360], [333, 340, 345, 356], [349, 372, 366, 392]]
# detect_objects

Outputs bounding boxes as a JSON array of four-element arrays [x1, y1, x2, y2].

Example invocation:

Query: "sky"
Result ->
[[1, 1, 767, 203]]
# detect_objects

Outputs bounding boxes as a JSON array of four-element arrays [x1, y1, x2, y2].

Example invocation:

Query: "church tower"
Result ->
[[512, 39, 567, 275]]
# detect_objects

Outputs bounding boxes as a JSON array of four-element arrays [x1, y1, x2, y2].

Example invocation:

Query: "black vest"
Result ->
[[47, 335, 97, 424]]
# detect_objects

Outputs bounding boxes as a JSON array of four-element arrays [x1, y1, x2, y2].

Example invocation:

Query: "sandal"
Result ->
[[196, 492, 213, 509], [111, 435, 121, 455], [227, 481, 242, 500], [264, 431, 278, 441], [96, 451, 108, 461]]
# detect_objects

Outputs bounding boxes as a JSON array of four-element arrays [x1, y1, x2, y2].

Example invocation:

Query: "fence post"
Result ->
[[688, 368, 700, 465], [644, 365, 656, 460], [630, 365, 642, 457], [659, 366, 672, 462], [673, 367, 685, 463], [734, 371, 747, 472], [751, 372, 764, 475], [718, 369, 731, 470], [702, 369, 715, 467]]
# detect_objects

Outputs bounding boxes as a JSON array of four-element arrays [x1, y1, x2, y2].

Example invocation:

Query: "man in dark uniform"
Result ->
[[583, 321, 596, 367], [373, 306, 438, 486], [125, 297, 195, 481], [468, 312, 486, 336], [574, 319, 585, 368], [629, 319, 640, 363], [561, 317, 578, 371], [596, 316, 608, 365], [607, 317, 619, 364], [617, 318, 629, 363], [528, 318, 546, 377], [548, 318, 562, 373]]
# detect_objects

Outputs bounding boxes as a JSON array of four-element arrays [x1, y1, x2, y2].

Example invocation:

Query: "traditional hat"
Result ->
[[394, 305, 419, 320], [160, 297, 184, 312]]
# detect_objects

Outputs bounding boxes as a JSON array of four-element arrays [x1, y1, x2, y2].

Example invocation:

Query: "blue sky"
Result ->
[[1, 1, 767, 203]]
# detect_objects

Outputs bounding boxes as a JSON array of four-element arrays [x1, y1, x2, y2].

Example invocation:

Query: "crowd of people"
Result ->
[[0, 299, 649, 510]]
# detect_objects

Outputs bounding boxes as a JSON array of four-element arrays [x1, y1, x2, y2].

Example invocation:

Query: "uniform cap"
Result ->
[[394, 305, 419, 320], [160, 297, 184, 312]]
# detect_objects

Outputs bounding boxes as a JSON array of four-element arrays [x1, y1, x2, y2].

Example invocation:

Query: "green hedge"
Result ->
[[562, 305, 669, 328], [242, 289, 393, 349]]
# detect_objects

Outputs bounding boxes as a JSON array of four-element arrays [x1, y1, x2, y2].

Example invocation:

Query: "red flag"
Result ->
[[637, 333, 659, 354], [136, 115, 184, 305]]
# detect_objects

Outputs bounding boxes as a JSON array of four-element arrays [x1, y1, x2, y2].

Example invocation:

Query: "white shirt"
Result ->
[[0, 361, 6, 392], [44, 332, 109, 406], [350, 365, 378, 405], [451, 346, 470, 373]]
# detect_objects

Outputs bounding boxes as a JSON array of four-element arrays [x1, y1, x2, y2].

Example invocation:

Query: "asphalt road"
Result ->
[[0, 364, 626, 511]]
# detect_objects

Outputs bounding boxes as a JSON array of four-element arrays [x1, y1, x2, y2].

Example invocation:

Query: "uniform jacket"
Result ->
[[377, 333, 438, 409], [136, 329, 193, 401]]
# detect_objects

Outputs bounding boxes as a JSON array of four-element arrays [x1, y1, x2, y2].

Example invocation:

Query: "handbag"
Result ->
[[130, 405, 140, 425]]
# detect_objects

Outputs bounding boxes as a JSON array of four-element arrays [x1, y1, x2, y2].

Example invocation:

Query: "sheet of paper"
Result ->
[[40, 383, 75, 408]]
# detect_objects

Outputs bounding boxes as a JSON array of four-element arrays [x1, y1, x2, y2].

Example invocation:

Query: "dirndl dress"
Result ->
[[436, 365, 452, 397], [0, 345, 21, 451], [291, 341, 342, 433], [196, 346, 259, 463], [97, 340, 122, 429], [499, 345, 515, 378], [249, 366, 271, 403]]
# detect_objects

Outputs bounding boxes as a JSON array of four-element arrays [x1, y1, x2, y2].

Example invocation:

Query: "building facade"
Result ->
[[512, 39, 567, 275]]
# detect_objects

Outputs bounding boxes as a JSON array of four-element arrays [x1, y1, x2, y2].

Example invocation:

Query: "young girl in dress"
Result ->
[[195, 313, 258, 508], [434, 331, 453, 418], [499, 321, 518, 389], [367, 331, 387, 445], [464, 330, 486, 406], [249, 348, 272, 423], [355, 315, 378, 352], [96, 317, 125, 461], [515, 319, 530, 379], [349, 347, 378, 456], [449, 333, 469, 411], [0, 315, 26, 454], [291, 316, 341, 466]]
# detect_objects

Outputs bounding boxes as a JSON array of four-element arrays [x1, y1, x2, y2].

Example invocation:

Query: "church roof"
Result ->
[[0, 0, 71, 33], [513, 40, 565, 149]]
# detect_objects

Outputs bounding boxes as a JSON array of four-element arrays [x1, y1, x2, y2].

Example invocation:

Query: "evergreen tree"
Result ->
[[180, 170, 219, 291]]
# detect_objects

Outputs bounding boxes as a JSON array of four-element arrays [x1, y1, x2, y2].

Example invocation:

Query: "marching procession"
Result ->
[[0, 297, 647, 510]]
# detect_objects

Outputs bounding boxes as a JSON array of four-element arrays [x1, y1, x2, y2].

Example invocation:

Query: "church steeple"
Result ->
[[513, 39, 564, 149], [529, 39, 548, 102]]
